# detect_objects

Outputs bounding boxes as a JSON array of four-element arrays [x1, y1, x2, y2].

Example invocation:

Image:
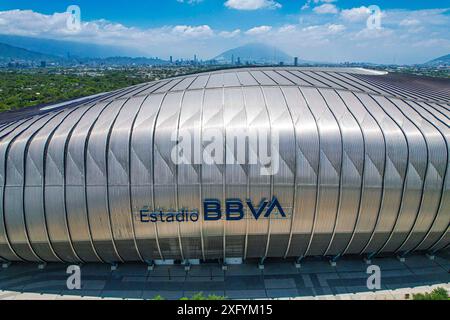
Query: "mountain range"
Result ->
[[0, 34, 448, 67], [426, 54, 450, 66], [0, 40, 167, 66], [0, 42, 61, 63], [0, 35, 144, 59], [214, 43, 296, 64]]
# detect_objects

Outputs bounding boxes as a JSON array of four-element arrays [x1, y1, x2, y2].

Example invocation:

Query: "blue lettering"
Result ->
[[265, 197, 286, 218], [247, 199, 269, 220], [204, 199, 222, 221], [226, 199, 244, 221]]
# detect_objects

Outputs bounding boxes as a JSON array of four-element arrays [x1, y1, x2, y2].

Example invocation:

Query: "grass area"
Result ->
[[0, 70, 151, 112], [153, 292, 227, 300], [0, 66, 222, 113], [412, 287, 449, 300]]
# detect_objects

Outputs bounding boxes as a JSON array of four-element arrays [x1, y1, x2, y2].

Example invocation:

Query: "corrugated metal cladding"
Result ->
[[0, 67, 449, 263]]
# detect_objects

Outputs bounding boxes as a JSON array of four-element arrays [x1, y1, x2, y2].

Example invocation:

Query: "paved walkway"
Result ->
[[0, 251, 449, 300]]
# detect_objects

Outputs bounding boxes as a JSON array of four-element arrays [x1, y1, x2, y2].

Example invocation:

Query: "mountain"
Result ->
[[214, 43, 295, 65], [0, 42, 62, 62], [0, 41, 168, 66], [0, 35, 145, 59], [426, 54, 450, 66]]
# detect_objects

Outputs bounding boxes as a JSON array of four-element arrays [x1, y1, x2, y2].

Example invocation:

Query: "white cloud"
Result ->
[[225, 0, 281, 11], [328, 24, 346, 33], [399, 19, 421, 27], [177, 0, 203, 4], [352, 27, 393, 40], [0, 7, 449, 65], [340, 6, 371, 22], [219, 29, 241, 38], [172, 25, 214, 38], [412, 38, 450, 48], [245, 25, 272, 35], [313, 4, 338, 14], [303, 0, 336, 11], [278, 25, 297, 33]]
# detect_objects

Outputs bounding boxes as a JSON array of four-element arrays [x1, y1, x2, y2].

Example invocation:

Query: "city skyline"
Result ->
[[0, 0, 449, 64]]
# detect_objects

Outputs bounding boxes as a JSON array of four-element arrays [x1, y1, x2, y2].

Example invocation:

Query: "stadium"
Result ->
[[0, 67, 448, 264]]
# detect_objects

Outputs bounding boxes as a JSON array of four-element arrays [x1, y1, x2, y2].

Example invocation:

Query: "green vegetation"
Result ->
[[0, 66, 221, 112], [180, 292, 227, 300], [0, 69, 149, 112], [152, 292, 227, 300], [412, 287, 449, 300]]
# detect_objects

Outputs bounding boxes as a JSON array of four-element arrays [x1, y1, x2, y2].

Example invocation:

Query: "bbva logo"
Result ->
[[204, 197, 286, 221]]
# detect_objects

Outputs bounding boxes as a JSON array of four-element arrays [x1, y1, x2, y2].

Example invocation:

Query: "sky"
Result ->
[[0, 0, 449, 64]]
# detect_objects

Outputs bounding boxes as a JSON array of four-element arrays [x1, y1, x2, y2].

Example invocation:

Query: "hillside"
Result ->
[[0, 42, 60, 62], [214, 43, 295, 64], [426, 54, 450, 66]]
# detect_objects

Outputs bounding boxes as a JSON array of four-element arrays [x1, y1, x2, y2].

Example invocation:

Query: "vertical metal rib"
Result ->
[[280, 87, 298, 259], [174, 90, 187, 262], [404, 102, 450, 253], [317, 89, 344, 257], [197, 73, 212, 261], [298, 87, 320, 258], [370, 97, 413, 255], [40, 108, 82, 263], [14, 111, 65, 262], [379, 98, 429, 255], [151, 91, 176, 261], [258, 87, 274, 260], [126, 96, 151, 263], [1, 116, 47, 262], [353, 93, 388, 256], [335, 90, 366, 257]]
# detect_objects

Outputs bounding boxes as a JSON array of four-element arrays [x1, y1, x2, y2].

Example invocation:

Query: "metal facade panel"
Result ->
[[108, 96, 148, 262], [355, 93, 408, 254], [45, 104, 94, 263], [177, 89, 204, 259], [201, 88, 225, 259], [371, 96, 427, 254], [320, 89, 364, 256], [335, 91, 385, 255], [277, 70, 311, 86], [85, 99, 128, 263], [153, 91, 184, 259], [130, 94, 166, 260], [4, 113, 57, 261], [66, 102, 110, 262], [281, 87, 319, 257], [301, 87, 341, 256], [387, 99, 446, 253], [260, 87, 295, 257], [241, 86, 271, 258], [0, 116, 43, 261], [408, 102, 450, 252], [0, 67, 448, 263], [24, 110, 73, 262]]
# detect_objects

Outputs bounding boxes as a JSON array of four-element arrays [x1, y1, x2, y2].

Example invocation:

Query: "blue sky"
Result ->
[[0, 0, 449, 63]]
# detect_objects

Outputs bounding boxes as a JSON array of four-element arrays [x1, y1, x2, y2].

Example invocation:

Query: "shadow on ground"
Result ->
[[0, 251, 449, 300]]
